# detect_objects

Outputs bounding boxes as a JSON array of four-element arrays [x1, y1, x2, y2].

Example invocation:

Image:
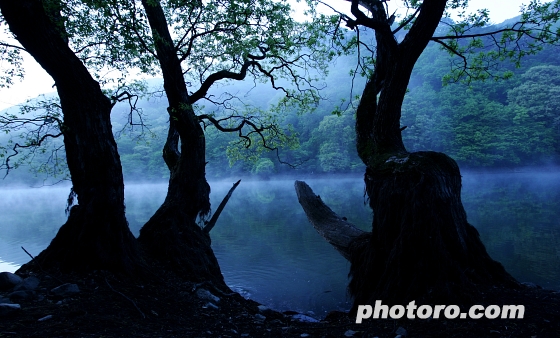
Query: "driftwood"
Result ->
[[294, 180, 366, 260], [203, 180, 241, 234]]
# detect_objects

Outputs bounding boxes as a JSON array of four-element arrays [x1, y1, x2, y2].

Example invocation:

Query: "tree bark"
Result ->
[[0, 0, 141, 273], [137, 0, 226, 288]]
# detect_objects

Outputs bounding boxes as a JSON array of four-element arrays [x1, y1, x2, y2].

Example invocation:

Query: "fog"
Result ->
[[1, 171, 559, 316]]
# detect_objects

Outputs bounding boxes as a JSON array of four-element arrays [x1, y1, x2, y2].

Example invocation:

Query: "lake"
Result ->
[[1, 172, 559, 318]]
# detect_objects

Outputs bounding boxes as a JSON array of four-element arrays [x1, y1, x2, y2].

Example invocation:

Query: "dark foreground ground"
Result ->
[[1, 265, 559, 338]]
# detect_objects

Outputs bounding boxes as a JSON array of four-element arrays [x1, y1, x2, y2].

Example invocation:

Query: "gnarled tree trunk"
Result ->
[[297, 0, 518, 312], [137, 0, 226, 288], [1, 0, 141, 273]]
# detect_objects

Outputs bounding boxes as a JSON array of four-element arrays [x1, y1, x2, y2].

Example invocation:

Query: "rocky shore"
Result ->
[[1, 269, 559, 337]]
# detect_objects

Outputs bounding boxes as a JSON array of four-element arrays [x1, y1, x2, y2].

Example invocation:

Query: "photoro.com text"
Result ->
[[356, 300, 525, 323]]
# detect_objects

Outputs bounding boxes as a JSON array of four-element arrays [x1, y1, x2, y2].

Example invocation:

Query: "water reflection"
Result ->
[[0, 173, 559, 317]]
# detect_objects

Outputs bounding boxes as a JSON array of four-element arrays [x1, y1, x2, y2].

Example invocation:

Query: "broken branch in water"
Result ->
[[203, 179, 241, 234]]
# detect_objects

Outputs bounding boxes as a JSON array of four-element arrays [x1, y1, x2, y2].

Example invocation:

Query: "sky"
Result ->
[[0, 0, 550, 111]]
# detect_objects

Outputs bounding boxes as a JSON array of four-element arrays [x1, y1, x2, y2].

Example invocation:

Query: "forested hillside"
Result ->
[[2, 24, 560, 185], [114, 40, 560, 181]]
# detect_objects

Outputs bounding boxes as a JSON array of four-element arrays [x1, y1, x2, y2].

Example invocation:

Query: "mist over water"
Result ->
[[1, 171, 559, 317]]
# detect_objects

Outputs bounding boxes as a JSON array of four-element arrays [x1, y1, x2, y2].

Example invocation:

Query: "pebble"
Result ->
[[521, 282, 541, 289], [291, 313, 319, 323], [51, 283, 80, 297], [38, 315, 53, 322], [254, 313, 266, 321], [195, 288, 220, 303], [0, 303, 21, 316], [14, 276, 41, 291], [344, 329, 357, 337], [8, 290, 34, 302], [396, 326, 408, 337], [0, 272, 23, 291], [202, 302, 219, 310]]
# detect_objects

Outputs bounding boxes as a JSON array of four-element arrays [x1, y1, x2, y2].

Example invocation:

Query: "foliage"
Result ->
[[0, 95, 66, 180], [2, 1, 560, 185], [252, 157, 275, 176], [433, 0, 560, 84]]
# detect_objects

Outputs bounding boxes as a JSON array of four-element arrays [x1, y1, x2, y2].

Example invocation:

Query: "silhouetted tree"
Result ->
[[296, 0, 560, 311], [0, 0, 142, 272]]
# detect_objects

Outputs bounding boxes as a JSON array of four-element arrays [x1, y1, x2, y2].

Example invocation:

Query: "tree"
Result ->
[[40, 0, 339, 285], [507, 64, 560, 151], [312, 113, 359, 172], [136, 0, 340, 284], [1, 0, 339, 284], [296, 0, 560, 311], [0, 0, 142, 272]]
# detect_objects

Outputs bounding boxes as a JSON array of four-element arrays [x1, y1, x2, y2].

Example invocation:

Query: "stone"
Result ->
[[0, 303, 21, 316], [202, 302, 219, 310], [8, 290, 35, 302], [291, 313, 319, 323], [0, 272, 23, 291], [13, 276, 40, 291], [344, 329, 357, 337], [257, 304, 276, 316], [521, 282, 541, 289], [395, 326, 407, 336], [38, 315, 53, 322], [254, 313, 266, 321], [51, 283, 80, 297], [195, 288, 220, 303]]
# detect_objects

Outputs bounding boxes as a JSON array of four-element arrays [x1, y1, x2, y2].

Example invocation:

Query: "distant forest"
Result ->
[[3, 25, 560, 185]]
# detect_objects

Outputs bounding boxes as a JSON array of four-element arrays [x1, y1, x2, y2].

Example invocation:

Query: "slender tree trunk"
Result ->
[[0, 0, 141, 273], [347, 0, 518, 310], [137, 0, 225, 287]]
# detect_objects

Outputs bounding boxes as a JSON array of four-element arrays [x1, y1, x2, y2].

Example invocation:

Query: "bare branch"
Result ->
[[3, 131, 63, 178], [203, 179, 241, 233], [392, 5, 422, 35], [0, 41, 26, 52], [198, 113, 303, 168], [189, 52, 264, 104]]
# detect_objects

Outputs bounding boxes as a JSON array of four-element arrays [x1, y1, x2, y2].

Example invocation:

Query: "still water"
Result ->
[[1, 173, 559, 317]]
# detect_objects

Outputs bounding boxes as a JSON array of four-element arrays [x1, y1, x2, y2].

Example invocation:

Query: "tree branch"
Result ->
[[203, 179, 241, 234], [189, 59, 260, 104], [392, 5, 422, 35], [3, 132, 63, 177], [0, 41, 26, 51], [295, 180, 366, 260]]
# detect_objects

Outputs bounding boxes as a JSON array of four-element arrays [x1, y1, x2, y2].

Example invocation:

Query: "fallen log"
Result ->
[[294, 180, 366, 260]]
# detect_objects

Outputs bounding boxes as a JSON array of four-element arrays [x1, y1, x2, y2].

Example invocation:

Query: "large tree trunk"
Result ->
[[0, 0, 141, 273], [137, 0, 226, 288], [347, 152, 517, 310], [298, 0, 518, 312]]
